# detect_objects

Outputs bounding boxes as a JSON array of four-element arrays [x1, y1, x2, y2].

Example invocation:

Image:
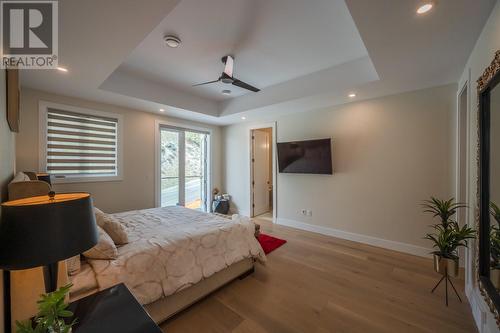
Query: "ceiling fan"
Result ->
[[192, 55, 260, 92]]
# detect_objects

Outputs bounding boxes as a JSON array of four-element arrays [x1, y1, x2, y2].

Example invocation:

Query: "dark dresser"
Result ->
[[68, 283, 162, 333]]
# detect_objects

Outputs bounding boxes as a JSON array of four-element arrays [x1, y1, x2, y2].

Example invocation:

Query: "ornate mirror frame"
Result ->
[[477, 50, 500, 327]]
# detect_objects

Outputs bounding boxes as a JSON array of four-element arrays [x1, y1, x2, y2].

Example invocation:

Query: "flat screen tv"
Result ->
[[277, 138, 332, 174]]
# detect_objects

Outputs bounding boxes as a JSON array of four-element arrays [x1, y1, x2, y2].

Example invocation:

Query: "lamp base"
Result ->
[[3, 271, 11, 333], [3, 263, 62, 333], [43, 262, 59, 293]]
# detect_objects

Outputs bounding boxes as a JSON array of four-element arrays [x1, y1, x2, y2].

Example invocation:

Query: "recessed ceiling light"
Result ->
[[56, 66, 68, 72], [222, 89, 231, 95], [159, 108, 165, 112], [164, 35, 181, 48], [241, 116, 246, 120], [417, 3, 433, 14], [348, 93, 356, 98]]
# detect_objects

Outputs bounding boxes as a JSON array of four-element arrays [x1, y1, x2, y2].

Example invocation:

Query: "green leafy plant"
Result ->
[[490, 202, 500, 269], [424, 222, 476, 259], [491, 202, 500, 225], [16, 284, 76, 333], [422, 197, 467, 228], [491, 225, 500, 269], [423, 197, 475, 259]]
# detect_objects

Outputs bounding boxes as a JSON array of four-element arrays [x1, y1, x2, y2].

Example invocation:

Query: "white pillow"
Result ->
[[93, 207, 128, 245], [83, 226, 118, 260], [11, 172, 30, 183]]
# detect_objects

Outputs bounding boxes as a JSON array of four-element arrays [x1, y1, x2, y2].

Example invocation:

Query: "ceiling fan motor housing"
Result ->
[[192, 55, 259, 92], [221, 73, 234, 84]]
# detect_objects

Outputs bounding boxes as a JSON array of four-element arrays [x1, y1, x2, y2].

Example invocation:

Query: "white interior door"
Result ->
[[252, 129, 270, 216]]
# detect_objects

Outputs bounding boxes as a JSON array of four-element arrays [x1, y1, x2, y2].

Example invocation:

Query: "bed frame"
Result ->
[[70, 258, 255, 325], [145, 258, 254, 324]]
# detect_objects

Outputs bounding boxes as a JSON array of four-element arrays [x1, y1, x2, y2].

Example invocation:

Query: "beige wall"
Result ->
[[0, 69, 17, 333], [0, 70, 16, 204], [458, 1, 500, 332], [223, 84, 457, 250], [17, 88, 222, 213]]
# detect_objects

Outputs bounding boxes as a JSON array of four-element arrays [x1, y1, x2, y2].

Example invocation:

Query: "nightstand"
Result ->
[[68, 283, 162, 333]]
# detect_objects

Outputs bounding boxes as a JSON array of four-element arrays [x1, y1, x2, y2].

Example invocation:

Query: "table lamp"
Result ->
[[0, 192, 98, 332]]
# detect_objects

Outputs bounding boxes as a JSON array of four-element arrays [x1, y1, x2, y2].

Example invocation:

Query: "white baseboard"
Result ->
[[276, 218, 432, 258]]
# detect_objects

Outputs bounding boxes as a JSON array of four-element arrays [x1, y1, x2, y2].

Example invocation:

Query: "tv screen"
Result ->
[[277, 138, 332, 174]]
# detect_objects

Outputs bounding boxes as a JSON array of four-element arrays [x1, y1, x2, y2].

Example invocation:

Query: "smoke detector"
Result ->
[[164, 35, 181, 48]]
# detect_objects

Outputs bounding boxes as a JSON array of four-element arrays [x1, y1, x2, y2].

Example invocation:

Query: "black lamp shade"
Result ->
[[0, 193, 98, 270]]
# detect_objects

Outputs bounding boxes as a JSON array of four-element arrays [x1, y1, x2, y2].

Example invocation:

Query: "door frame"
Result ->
[[249, 122, 277, 220], [456, 77, 471, 285], [154, 119, 213, 210]]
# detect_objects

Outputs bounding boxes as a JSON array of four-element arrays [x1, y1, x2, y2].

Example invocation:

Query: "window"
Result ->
[[39, 102, 122, 183]]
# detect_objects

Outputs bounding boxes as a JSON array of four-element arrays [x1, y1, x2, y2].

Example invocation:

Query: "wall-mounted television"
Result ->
[[277, 138, 332, 174]]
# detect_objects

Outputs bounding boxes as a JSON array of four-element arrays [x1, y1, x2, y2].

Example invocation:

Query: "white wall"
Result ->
[[223, 84, 457, 253], [0, 69, 17, 333], [458, 1, 500, 332], [16, 88, 223, 213]]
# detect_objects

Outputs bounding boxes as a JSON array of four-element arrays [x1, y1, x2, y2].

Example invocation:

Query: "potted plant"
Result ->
[[15, 284, 76, 333], [423, 197, 475, 277], [491, 202, 500, 225], [490, 202, 500, 287], [212, 187, 220, 200]]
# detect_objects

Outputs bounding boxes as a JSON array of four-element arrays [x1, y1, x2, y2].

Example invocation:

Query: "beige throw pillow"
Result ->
[[11, 172, 30, 183], [93, 207, 105, 216], [94, 207, 129, 245], [83, 226, 118, 260], [66, 255, 81, 275]]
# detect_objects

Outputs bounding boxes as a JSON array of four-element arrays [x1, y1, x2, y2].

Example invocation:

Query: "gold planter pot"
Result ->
[[433, 254, 459, 277]]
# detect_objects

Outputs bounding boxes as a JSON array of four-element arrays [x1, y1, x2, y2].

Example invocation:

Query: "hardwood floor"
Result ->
[[161, 219, 477, 333]]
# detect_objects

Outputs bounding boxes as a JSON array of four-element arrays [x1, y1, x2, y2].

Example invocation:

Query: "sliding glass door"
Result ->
[[184, 131, 207, 210], [160, 129, 180, 207], [160, 126, 209, 211]]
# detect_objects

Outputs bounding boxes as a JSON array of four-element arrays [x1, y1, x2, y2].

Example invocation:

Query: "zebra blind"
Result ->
[[45, 108, 118, 177]]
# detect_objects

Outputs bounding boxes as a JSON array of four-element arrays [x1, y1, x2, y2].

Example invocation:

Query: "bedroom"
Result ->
[[1, 0, 500, 332]]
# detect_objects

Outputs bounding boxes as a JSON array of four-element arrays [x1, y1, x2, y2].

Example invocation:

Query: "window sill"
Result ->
[[51, 175, 123, 184]]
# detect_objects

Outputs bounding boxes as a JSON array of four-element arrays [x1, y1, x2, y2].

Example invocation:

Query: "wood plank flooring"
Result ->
[[161, 219, 477, 333]]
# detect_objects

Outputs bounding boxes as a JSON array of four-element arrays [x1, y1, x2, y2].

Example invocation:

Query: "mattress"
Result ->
[[80, 206, 265, 305]]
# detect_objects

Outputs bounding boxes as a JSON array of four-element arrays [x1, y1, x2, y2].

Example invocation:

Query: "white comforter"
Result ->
[[86, 206, 266, 305]]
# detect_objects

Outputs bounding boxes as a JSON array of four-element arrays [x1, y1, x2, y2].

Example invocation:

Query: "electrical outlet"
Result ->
[[306, 210, 312, 217], [301, 209, 307, 215]]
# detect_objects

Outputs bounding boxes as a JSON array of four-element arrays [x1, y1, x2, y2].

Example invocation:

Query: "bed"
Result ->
[[69, 206, 266, 323]]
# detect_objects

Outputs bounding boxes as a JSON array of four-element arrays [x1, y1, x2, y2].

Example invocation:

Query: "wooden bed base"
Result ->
[[145, 258, 255, 324]]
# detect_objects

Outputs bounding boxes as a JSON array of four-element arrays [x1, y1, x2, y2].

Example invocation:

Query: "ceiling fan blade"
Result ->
[[192, 79, 220, 87], [232, 78, 260, 92], [223, 55, 234, 77]]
